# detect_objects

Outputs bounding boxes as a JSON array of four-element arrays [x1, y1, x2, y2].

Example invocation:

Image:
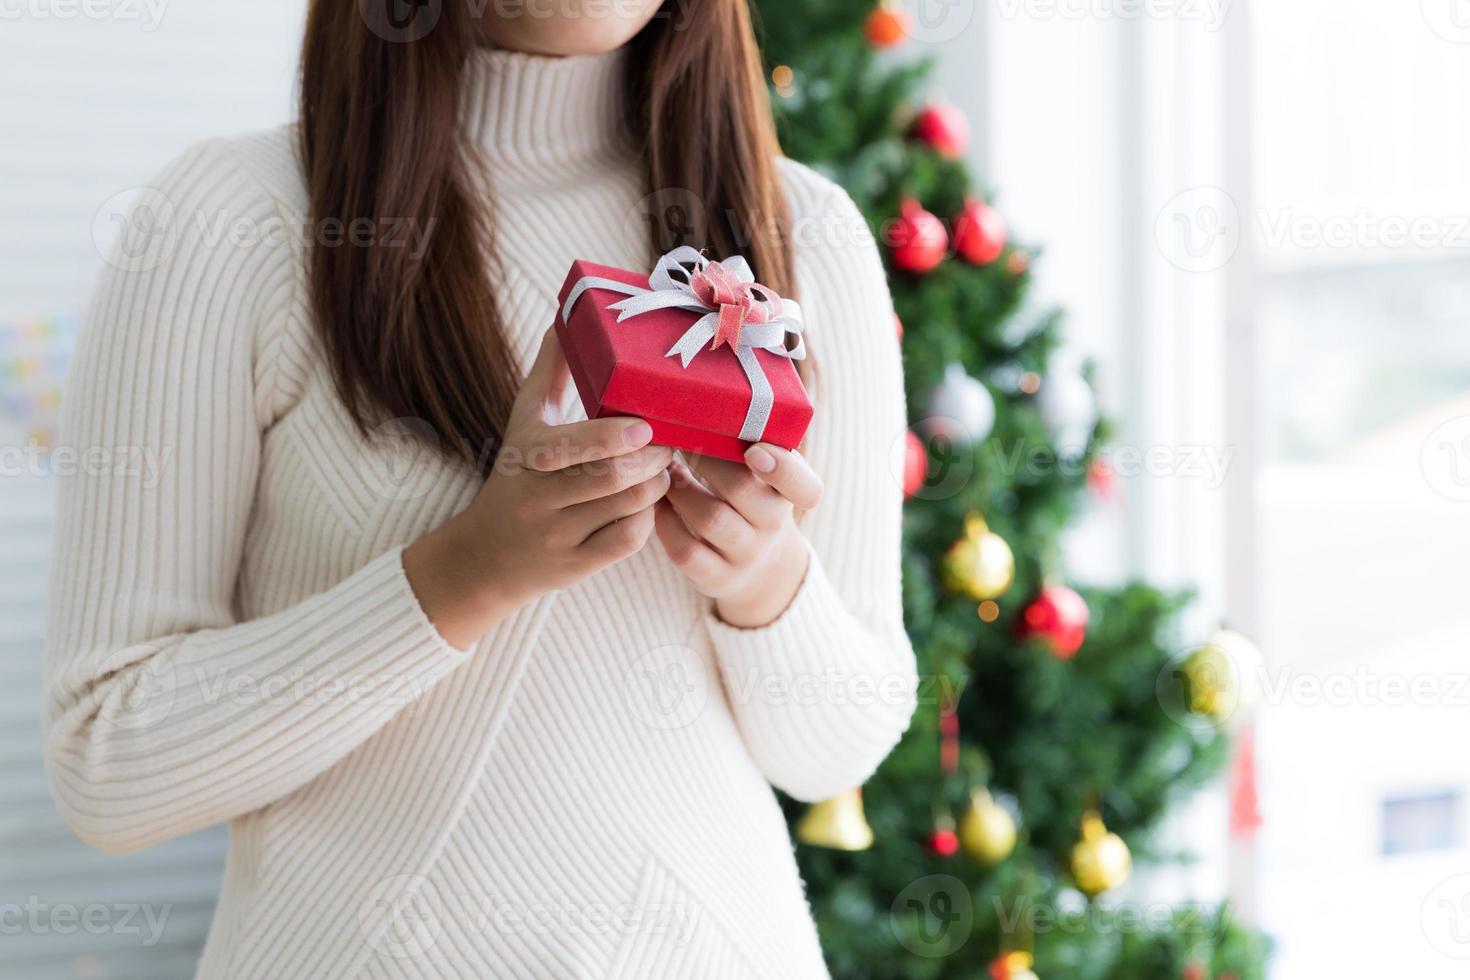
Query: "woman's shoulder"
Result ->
[[773, 157, 888, 312], [775, 157, 871, 236], [145, 124, 308, 241], [214, 123, 309, 207], [92, 125, 313, 418], [774, 157, 882, 278]]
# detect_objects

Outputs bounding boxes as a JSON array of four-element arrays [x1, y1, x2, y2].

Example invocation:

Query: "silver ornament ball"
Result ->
[[925, 363, 995, 446]]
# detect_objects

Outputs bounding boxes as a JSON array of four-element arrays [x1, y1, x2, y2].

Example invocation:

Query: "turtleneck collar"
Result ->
[[462, 46, 633, 182]]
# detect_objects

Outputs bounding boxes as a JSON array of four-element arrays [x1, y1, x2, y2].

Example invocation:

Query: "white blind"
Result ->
[[2, 3, 307, 977], [0, 0, 308, 317]]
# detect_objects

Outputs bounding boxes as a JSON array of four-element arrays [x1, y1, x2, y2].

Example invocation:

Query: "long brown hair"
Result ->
[[299, 0, 795, 470]]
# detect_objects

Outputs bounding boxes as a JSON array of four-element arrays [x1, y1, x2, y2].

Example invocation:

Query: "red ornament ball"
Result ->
[[889, 199, 948, 274], [953, 198, 1007, 265], [910, 102, 969, 159], [1087, 457, 1117, 501], [990, 952, 1038, 980], [864, 5, 911, 47], [929, 827, 960, 856], [1019, 584, 1090, 659], [903, 429, 927, 499]]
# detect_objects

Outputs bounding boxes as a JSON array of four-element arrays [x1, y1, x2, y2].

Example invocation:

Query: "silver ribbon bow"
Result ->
[[561, 246, 806, 442]]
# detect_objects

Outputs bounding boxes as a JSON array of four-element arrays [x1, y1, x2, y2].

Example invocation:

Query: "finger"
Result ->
[[742, 444, 823, 511], [520, 417, 655, 473], [682, 453, 789, 530], [665, 465, 760, 563], [654, 499, 730, 589], [512, 326, 573, 426], [579, 504, 656, 564], [566, 470, 671, 544], [540, 445, 673, 506]]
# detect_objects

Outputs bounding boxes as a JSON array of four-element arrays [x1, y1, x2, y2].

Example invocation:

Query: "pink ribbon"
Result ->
[[690, 261, 773, 352]]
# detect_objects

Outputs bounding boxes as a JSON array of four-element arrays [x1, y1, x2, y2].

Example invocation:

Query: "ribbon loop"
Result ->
[[563, 249, 805, 442]]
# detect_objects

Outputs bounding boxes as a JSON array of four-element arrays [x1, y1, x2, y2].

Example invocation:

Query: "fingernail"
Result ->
[[745, 445, 776, 473], [623, 420, 653, 447]]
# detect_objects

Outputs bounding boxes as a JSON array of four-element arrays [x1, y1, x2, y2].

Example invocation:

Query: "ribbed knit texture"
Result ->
[[44, 48, 915, 980]]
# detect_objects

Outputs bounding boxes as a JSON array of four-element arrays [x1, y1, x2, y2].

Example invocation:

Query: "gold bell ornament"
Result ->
[[988, 950, 1040, 980], [941, 513, 1015, 600], [958, 787, 1017, 866], [1070, 809, 1131, 896], [796, 788, 874, 851]]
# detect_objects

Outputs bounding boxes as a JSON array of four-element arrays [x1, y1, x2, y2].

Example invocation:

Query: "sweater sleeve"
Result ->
[[43, 140, 471, 855], [704, 170, 918, 802]]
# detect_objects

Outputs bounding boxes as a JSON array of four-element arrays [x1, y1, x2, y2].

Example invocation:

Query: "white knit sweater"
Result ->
[[45, 48, 915, 980]]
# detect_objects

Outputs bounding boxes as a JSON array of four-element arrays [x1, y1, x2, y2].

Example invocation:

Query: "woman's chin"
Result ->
[[487, 21, 650, 57]]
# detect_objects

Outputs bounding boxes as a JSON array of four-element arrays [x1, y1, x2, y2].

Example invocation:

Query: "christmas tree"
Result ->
[[753, 4, 1272, 977]]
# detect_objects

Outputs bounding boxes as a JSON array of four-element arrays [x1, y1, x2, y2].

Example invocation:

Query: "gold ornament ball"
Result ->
[[1071, 810, 1131, 896], [942, 515, 1014, 600], [959, 788, 1017, 866], [1181, 629, 1259, 725], [1181, 643, 1235, 721]]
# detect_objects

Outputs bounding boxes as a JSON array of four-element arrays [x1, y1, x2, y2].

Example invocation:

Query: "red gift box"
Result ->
[[552, 256, 813, 462]]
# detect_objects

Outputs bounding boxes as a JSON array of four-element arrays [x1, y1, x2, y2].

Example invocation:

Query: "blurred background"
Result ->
[[4, 0, 1470, 977]]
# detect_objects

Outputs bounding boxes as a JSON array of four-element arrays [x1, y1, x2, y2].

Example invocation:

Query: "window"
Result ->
[[1251, 3, 1470, 978], [1382, 792, 1461, 857]]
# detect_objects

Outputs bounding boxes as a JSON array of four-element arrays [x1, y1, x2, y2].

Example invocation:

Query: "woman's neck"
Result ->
[[462, 47, 633, 186]]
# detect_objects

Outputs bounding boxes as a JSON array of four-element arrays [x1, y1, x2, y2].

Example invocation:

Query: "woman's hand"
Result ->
[[655, 444, 823, 629], [405, 328, 672, 648]]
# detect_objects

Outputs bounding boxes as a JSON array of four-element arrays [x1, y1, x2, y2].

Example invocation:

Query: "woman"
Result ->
[[44, 0, 915, 976]]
